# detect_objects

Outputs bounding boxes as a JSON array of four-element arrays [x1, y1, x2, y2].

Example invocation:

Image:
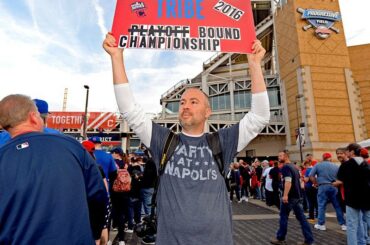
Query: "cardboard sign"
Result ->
[[47, 112, 116, 130], [111, 0, 256, 53]]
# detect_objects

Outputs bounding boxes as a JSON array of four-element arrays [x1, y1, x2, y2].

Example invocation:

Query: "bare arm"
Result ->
[[248, 40, 267, 94], [282, 180, 292, 203], [309, 176, 317, 186], [237, 40, 270, 151], [332, 180, 343, 187], [103, 33, 152, 147], [103, 33, 128, 85]]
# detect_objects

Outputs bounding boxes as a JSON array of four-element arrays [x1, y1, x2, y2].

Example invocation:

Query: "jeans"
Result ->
[[317, 184, 345, 225], [230, 185, 240, 201], [128, 197, 142, 229], [255, 186, 261, 199], [111, 193, 129, 241], [363, 210, 370, 244], [240, 180, 250, 197], [140, 188, 154, 216], [306, 186, 318, 219], [346, 206, 370, 245], [276, 198, 314, 244], [262, 185, 267, 200]]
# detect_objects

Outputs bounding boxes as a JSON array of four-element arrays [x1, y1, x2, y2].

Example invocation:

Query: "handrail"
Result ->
[[255, 15, 273, 36], [255, 14, 273, 30], [203, 52, 222, 66], [161, 79, 190, 99]]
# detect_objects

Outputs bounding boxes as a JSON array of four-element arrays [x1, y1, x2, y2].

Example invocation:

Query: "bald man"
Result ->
[[103, 34, 270, 245]]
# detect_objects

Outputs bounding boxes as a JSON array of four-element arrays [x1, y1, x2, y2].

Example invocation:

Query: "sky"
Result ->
[[0, 0, 369, 114]]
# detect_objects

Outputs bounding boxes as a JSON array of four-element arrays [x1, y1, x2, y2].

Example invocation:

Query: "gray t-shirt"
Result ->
[[149, 123, 239, 245]]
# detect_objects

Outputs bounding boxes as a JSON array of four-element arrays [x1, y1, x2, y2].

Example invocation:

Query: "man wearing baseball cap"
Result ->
[[89, 136, 117, 184], [309, 152, 346, 231], [0, 98, 59, 148], [0, 94, 108, 244]]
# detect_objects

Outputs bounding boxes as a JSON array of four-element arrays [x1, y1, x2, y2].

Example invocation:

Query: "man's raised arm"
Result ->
[[103, 33, 128, 85], [103, 33, 152, 147], [237, 40, 270, 152]]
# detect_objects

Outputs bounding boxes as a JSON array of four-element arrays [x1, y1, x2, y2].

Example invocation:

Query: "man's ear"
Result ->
[[29, 111, 39, 125], [205, 107, 212, 119]]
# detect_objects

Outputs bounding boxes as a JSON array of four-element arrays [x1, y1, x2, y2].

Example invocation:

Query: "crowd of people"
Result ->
[[225, 148, 370, 245], [0, 33, 369, 245], [82, 138, 157, 245]]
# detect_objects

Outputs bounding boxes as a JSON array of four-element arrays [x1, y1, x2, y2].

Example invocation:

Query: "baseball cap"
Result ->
[[110, 147, 124, 155], [89, 136, 102, 144], [360, 148, 369, 159], [322, 152, 332, 160], [82, 141, 95, 153], [33, 99, 50, 116], [0, 131, 11, 148]]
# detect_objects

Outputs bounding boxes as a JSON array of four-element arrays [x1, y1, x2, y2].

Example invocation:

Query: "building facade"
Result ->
[[153, 0, 370, 162]]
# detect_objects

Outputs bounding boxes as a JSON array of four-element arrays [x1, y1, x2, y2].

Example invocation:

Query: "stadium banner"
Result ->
[[47, 112, 116, 130], [111, 0, 256, 53]]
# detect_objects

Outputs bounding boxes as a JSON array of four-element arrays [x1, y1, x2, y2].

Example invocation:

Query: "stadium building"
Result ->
[[5, 0, 367, 161], [151, 0, 370, 162]]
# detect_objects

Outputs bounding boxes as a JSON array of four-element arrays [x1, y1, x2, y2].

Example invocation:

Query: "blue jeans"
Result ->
[[363, 210, 370, 244], [261, 185, 266, 200], [140, 188, 154, 216], [128, 197, 142, 229], [276, 198, 314, 244], [255, 186, 261, 199], [346, 206, 370, 245], [317, 184, 345, 225]]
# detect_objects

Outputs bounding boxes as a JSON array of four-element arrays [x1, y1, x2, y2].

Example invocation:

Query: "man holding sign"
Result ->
[[104, 1, 268, 244], [103, 33, 269, 244]]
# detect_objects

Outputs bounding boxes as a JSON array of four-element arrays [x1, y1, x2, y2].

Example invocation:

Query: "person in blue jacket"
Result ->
[[0, 94, 108, 245], [0, 98, 59, 148]]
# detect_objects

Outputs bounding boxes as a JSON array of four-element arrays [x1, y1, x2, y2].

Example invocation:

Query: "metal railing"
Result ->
[[161, 79, 191, 99], [203, 52, 223, 67]]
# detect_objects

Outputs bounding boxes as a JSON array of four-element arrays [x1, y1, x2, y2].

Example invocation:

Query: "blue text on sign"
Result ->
[[157, 0, 205, 19]]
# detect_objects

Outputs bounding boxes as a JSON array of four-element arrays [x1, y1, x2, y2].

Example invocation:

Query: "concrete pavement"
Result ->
[[109, 198, 347, 245]]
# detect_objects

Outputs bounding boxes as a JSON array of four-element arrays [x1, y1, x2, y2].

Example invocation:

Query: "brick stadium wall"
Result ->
[[275, 0, 366, 161], [348, 44, 370, 138]]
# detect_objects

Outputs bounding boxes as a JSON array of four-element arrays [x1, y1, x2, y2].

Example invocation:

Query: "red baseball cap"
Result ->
[[82, 140, 95, 153], [360, 148, 369, 159], [322, 152, 332, 160]]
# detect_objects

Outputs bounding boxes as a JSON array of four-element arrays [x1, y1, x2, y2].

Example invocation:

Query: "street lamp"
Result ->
[[82, 85, 90, 139], [296, 94, 304, 163]]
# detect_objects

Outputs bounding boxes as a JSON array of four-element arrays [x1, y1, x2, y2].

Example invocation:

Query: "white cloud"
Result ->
[[93, 0, 109, 39]]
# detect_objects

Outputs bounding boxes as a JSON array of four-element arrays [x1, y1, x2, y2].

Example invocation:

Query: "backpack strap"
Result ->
[[159, 131, 179, 175], [150, 131, 179, 219], [206, 132, 225, 178]]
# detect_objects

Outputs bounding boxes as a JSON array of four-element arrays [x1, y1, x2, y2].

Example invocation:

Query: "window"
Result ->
[[210, 93, 230, 111], [166, 101, 179, 113], [234, 91, 251, 109], [267, 88, 281, 107]]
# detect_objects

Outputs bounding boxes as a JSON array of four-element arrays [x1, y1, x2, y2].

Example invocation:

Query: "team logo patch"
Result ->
[[16, 142, 29, 150], [131, 1, 147, 17], [297, 8, 341, 39]]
